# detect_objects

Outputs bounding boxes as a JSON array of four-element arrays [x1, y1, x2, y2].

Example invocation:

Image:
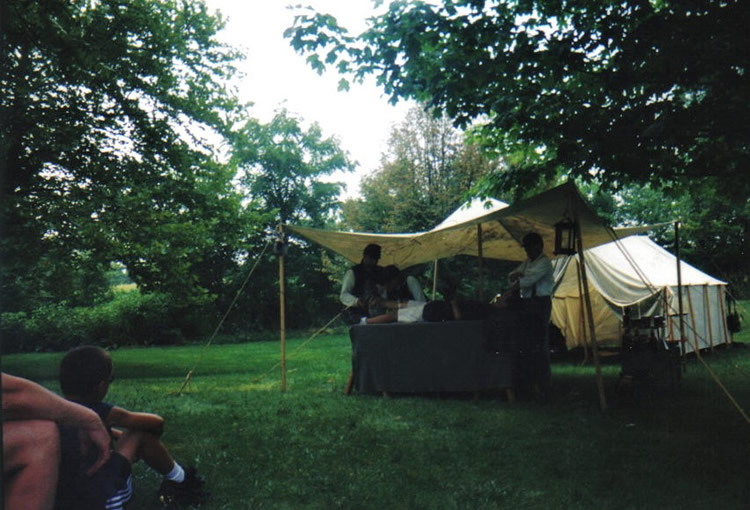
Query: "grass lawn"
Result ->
[[4, 310, 750, 509]]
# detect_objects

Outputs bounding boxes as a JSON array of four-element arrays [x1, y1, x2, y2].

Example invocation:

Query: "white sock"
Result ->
[[165, 462, 185, 483]]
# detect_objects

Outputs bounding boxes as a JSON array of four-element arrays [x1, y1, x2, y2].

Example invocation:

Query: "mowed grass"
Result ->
[[4, 321, 750, 509]]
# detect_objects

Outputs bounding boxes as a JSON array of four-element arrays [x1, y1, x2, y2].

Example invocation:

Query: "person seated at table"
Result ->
[[364, 299, 435, 324], [374, 265, 426, 308], [365, 290, 512, 324]]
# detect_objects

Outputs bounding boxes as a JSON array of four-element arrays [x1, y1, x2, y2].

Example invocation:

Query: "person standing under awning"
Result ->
[[509, 232, 555, 393]]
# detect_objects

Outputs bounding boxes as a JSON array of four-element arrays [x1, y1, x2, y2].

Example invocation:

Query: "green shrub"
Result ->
[[0, 290, 215, 353]]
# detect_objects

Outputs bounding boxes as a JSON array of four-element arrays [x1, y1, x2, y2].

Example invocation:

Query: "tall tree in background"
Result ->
[[343, 106, 501, 233], [287, 0, 750, 277], [233, 109, 355, 227], [1, 0, 248, 311], [231, 109, 356, 328]]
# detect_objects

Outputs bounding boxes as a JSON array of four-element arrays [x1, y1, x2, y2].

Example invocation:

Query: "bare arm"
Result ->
[[365, 310, 398, 324], [2, 373, 111, 474], [106, 406, 165, 437]]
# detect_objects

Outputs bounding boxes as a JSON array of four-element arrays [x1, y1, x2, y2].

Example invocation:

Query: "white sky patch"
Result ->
[[206, 0, 415, 199]]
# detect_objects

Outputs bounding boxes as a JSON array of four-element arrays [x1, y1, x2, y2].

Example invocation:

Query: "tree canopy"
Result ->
[[286, 0, 749, 202], [233, 109, 355, 227], [343, 105, 501, 232], [1, 0, 248, 309]]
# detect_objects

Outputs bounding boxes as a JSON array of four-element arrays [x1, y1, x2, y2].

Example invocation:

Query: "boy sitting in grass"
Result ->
[[58, 345, 207, 509]]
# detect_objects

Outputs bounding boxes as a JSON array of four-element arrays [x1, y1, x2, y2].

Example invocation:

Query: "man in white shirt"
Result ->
[[509, 232, 555, 391], [509, 233, 555, 299]]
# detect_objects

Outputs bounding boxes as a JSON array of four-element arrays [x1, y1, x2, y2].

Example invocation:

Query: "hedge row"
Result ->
[[0, 290, 208, 353]]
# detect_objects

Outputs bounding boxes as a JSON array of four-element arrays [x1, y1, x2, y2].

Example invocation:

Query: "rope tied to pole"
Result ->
[[255, 310, 344, 381], [176, 236, 273, 395], [603, 225, 750, 426]]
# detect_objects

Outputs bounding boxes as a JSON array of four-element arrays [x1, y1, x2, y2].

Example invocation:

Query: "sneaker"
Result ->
[[159, 467, 207, 508]]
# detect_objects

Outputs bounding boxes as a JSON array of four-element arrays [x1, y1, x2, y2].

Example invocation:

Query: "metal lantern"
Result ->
[[273, 239, 288, 257], [554, 218, 577, 255]]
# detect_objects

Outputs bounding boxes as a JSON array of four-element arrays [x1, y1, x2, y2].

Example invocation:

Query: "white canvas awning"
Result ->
[[286, 182, 653, 267]]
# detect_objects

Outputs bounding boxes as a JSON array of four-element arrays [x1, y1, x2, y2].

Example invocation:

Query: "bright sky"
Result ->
[[206, 0, 414, 198]]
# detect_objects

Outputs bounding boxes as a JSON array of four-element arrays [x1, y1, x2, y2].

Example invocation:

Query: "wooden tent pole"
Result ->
[[718, 286, 731, 346], [575, 259, 590, 364], [432, 259, 439, 300], [1, 332, 4, 509], [686, 288, 699, 352], [675, 221, 687, 365], [477, 224, 484, 301], [666, 288, 676, 342], [277, 227, 287, 393], [574, 218, 607, 411], [703, 285, 714, 352]]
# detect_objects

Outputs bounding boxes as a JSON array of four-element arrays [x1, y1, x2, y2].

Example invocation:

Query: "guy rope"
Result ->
[[176, 235, 273, 395]]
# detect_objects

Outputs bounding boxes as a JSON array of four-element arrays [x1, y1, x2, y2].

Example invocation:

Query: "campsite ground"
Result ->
[[5, 304, 750, 509]]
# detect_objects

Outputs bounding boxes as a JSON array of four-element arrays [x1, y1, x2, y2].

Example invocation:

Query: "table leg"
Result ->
[[344, 371, 354, 395]]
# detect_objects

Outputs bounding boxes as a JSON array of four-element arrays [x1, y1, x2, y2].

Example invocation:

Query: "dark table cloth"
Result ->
[[349, 309, 544, 394]]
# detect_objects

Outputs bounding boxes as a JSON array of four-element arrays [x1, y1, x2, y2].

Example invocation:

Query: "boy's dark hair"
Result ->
[[60, 346, 113, 397]]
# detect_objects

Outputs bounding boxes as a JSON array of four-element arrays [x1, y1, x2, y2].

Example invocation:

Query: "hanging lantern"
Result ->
[[554, 218, 577, 255], [274, 238, 288, 257], [274, 227, 289, 257]]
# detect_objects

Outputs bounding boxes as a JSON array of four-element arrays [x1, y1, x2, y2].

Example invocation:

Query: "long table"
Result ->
[[348, 310, 545, 397]]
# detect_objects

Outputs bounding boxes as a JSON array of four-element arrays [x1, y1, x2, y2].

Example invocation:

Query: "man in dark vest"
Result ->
[[340, 243, 384, 324]]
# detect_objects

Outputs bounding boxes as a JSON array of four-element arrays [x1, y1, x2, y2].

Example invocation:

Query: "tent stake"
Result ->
[[574, 218, 607, 411]]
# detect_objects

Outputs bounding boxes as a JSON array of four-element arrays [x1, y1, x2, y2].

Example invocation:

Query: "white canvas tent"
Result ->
[[551, 236, 730, 353]]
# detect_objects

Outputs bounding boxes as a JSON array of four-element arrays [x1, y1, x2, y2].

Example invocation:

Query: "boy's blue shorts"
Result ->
[[56, 449, 134, 510]]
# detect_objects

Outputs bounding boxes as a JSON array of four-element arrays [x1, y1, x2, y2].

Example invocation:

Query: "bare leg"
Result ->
[[115, 429, 175, 475], [450, 297, 462, 320], [366, 310, 397, 324], [3, 420, 61, 510]]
